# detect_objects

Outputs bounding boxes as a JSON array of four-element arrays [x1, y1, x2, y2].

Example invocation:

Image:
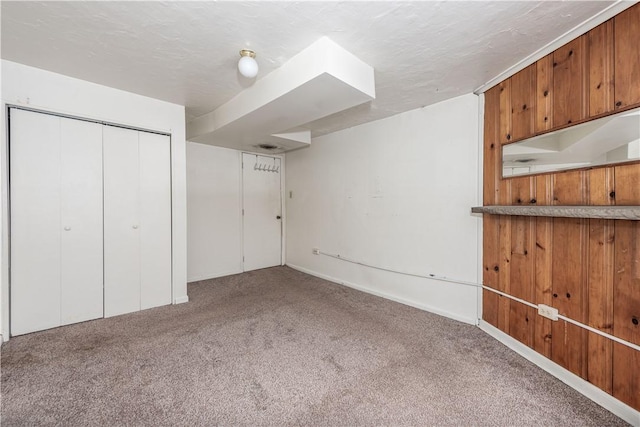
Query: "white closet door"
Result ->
[[242, 154, 282, 271], [60, 118, 104, 325], [10, 109, 62, 335], [103, 126, 141, 317], [139, 132, 172, 309]]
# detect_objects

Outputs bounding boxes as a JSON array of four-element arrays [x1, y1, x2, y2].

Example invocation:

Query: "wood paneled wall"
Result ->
[[482, 4, 640, 410]]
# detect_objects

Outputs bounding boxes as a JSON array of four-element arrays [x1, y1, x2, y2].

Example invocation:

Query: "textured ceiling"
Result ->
[[1, 1, 616, 137]]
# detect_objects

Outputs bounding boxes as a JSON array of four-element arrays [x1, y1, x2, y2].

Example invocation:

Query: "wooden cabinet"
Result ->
[[552, 36, 587, 126], [535, 54, 553, 132], [510, 64, 536, 141], [614, 5, 640, 109], [588, 20, 615, 116]]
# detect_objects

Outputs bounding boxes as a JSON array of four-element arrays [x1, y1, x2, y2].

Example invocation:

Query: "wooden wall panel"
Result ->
[[499, 80, 512, 144], [553, 36, 588, 126], [612, 221, 640, 408], [550, 218, 587, 377], [614, 5, 640, 109], [535, 54, 554, 132], [552, 170, 587, 205], [483, 86, 501, 205], [588, 20, 615, 117], [481, 4, 640, 411], [614, 164, 640, 205], [587, 219, 614, 392], [482, 216, 500, 328], [497, 216, 512, 334], [510, 64, 536, 141], [509, 215, 535, 347]]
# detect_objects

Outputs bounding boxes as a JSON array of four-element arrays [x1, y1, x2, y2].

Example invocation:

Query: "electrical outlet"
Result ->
[[538, 304, 559, 321], [312, 248, 320, 255]]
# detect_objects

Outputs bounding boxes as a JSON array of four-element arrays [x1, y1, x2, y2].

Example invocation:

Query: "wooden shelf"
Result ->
[[471, 205, 640, 220]]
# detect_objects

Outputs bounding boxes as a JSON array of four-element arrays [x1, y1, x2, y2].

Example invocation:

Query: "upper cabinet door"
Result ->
[[588, 20, 615, 116], [614, 5, 640, 110], [510, 64, 536, 141], [553, 35, 588, 126]]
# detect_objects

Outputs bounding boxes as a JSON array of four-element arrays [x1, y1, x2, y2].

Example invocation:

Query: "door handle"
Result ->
[[276, 216, 281, 220]]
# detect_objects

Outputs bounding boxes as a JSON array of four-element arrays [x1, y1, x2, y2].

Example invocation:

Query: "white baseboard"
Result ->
[[479, 320, 640, 427], [187, 269, 242, 283], [286, 263, 477, 326], [173, 295, 189, 305]]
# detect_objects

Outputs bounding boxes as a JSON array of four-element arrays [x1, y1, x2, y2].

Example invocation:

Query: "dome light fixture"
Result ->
[[238, 49, 258, 79]]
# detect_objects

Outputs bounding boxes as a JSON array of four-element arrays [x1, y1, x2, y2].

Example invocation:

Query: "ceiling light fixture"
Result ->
[[238, 49, 258, 79]]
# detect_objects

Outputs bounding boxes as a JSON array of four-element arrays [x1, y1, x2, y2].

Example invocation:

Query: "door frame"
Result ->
[[240, 151, 286, 271], [3, 105, 174, 339]]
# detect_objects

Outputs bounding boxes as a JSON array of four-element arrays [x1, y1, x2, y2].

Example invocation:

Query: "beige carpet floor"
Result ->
[[0, 266, 628, 426]]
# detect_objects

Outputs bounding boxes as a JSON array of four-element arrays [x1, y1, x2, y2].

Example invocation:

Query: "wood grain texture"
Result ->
[[551, 218, 587, 377], [588, 20, 615, 116], [612, 220, 640, 408], [587, 219, 614, 392], [552, 170, 586, 205], [510, 64, 536, 141], [534, 216, 553, 358], [614, 164, 640, 205], [509, 215, 535, 347], [498, 216, 512, 334], [482, 216, 500, 328], [614, 5, 640, 109], [536, 54, 554, 132], [553, 36, 588, 126], [483, 86, 501, 205], [499, 80, 512, 144]]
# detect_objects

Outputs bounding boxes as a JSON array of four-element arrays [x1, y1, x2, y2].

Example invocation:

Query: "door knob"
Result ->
[[133, 225, 138, 229], [276, 216, 281, 220], [64, 226, 71, 231]]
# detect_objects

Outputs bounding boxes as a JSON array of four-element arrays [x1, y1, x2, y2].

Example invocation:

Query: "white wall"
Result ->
[[286, 94, 481, 324], [186, 142, 243, 281], [1, 60, 189, 339]]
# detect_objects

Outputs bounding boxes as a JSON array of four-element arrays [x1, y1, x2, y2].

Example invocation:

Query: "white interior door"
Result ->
[[10, 109, 62, 335], [242, 153, 282, 271], [139, 132, 172, 309], [59, 117, 104, 325], [103, 126, 141, 317]]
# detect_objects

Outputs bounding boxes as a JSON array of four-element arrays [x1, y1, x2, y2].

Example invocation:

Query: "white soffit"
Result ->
[[187, 37, 375, 153]]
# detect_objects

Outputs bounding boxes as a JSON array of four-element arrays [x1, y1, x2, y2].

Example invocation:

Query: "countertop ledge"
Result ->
[[471, 205, 640, 220]]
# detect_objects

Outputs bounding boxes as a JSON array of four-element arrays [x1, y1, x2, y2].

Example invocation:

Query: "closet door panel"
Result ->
[[60, 118, 104, 325], [139, 132, 172, 309], [103, 126, 141, 317], [10, 110, 62, 335]]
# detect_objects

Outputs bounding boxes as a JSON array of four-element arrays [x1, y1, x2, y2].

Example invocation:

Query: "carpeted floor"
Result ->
[[0, 266, 628, 426]]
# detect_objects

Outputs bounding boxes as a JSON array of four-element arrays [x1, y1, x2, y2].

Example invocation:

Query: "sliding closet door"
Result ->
[[103, 126, 141, 317], [139, 132, 172, 309], [10, 109, 103, 335], [10, 110, 62, 335], [60, 118, 104, 325]]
